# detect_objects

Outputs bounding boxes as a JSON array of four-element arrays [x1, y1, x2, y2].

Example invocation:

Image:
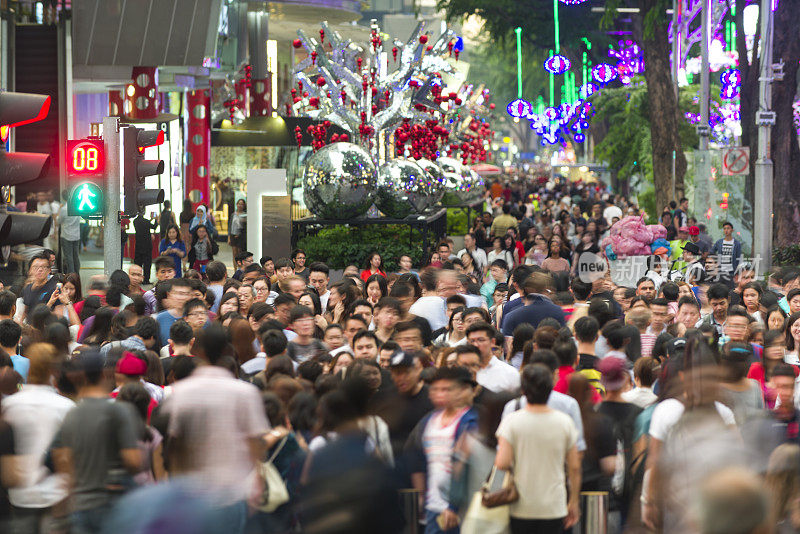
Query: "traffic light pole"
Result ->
[[103, 116, 122, 276], [754, 0, 775, 273]]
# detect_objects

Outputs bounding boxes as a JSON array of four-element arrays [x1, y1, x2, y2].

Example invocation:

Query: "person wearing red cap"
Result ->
[[110, 352, 162, 418]]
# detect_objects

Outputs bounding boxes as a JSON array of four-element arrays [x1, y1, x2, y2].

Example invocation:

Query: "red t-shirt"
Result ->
[[360, 269, 386, 283]]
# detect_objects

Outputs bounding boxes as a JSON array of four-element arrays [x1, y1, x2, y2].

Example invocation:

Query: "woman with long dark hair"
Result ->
[[187, 224, 219, 273], [158, 224, 186, 278], [360, 252, 386, 282], [541, 235, 570, 273]]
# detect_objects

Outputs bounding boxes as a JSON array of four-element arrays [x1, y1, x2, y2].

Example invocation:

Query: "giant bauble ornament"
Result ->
[[375, 159, 430, 217], [415, 159, 446, 205], [436, 156, 464, 175], [302, 143, 376, 219]]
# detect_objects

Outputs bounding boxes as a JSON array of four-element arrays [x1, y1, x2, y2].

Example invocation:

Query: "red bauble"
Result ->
[[310, 51, 317, 65], [419, 35, 428, 44], [316, 78, 326, 87], [392, 47, 398, 61], [340, 134, 349, 142], [292, 39, 302, 49], [489, 103, 496, 110]]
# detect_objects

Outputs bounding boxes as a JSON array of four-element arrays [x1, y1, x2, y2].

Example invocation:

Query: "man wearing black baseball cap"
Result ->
[[372, 350, 433, 460]]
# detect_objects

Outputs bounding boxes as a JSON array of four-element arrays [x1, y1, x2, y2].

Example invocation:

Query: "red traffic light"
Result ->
[[0, 93, 51, 143], [67, 139, 105, 176]]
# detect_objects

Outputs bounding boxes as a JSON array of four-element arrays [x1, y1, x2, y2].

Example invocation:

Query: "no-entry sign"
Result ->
[[722, 147, 750, 176]]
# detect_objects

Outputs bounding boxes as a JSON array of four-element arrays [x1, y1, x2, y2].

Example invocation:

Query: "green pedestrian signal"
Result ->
[[68, 182, 104, 218]]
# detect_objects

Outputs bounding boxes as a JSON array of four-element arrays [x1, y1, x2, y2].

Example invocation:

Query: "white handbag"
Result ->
[[254, 437, 290, 513], [460, 490, 511, 534]]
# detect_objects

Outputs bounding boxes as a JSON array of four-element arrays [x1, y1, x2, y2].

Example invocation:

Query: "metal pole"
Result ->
[[754, 0, 774, 273], [671, 0, 679, 100], [699, 0, 710, 153], [694, 0, 712, 218], [103, 116, 121, 277]]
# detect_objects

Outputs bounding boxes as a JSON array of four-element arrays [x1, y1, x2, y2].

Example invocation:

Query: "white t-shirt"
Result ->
[[476, 357, 521, 393], [649, 398, 735, 442], [409, 296, 447, 332], [496, 409, 577, 519], [456, 247, 488, 272]]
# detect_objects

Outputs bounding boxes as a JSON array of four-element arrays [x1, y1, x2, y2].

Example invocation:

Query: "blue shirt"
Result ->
[[11, 354, 29, 382], [159, 239, 186, 277], [155, 309, 182, 348], [500, 295, 566, 337]]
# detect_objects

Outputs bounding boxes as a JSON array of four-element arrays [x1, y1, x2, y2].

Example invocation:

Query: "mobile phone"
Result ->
[[56, 282, 62, 291]]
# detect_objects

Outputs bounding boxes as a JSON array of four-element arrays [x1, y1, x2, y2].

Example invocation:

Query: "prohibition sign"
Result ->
[[722, 147, 750, 176]]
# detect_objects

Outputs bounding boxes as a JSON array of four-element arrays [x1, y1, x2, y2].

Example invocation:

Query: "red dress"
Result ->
[[360, 269, 386, 282]]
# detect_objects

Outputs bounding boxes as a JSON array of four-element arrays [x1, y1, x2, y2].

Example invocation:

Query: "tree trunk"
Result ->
[[637, 0, 688, 213], [772, 0, 800, 246]]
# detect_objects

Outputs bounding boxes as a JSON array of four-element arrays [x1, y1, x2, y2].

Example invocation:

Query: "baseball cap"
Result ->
[[688, 226, 700, 236], [597, 357, 628, 391], [682, 242, 701, 255], [389, 350, 418, 368], [116, 352, 147, 376]]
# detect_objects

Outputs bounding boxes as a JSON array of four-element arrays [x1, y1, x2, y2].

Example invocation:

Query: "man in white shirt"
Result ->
[[456, 232, 488, 272], [466, 322, 520, 393], [2, 345, 75, 526], [308, 262, 331, 312], [57, 190, 82, 274], [409, 269, 452, 332]]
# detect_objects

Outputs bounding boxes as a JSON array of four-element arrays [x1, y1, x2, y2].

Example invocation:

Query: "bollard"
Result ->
[[399, 488, 420, 534], [580, 491, 608, 534]]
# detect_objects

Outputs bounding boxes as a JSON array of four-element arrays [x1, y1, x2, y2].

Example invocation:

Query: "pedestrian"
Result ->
[[228, 199, 247, 258], [133, 212, 158, 284], [495, 363, 581, 534], [52, 350, 142, 534], [187, 224, 219, 273], [158, 200, 177, 239], [57, 190, 82, 274], [158, 224, 186, 278]]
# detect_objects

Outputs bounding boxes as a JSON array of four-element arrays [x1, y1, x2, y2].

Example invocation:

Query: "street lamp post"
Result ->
[[754, 0, 775, 273]]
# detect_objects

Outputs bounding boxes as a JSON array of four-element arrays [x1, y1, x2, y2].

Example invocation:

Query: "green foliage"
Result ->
[[446, 208, 469, 236], [773, 245, 800, 267], [297, 225, 426, 271], [635, 187, 657, 224]]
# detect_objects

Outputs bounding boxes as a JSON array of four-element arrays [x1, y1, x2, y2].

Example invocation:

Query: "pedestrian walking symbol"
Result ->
[[78, 184, 96, 210], [68, 181, 103, 218]]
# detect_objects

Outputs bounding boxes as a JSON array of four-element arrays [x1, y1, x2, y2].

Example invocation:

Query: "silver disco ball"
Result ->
[[436, 156, 464, 175], [415, 159, 446, 205], [441, 172, 475, 206], [465, 169, 485, 203], [375, 159, 432, 218], [302, 142, 377, 219]]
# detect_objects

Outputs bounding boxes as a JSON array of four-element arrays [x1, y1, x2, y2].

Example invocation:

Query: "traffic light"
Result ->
[[66, 138, 105, 218], [121, 126, 165, 215], [0, 91, 53, 245]]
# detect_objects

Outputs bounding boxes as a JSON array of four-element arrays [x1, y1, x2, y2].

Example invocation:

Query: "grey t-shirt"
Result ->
[[54, 398, 141, 510]]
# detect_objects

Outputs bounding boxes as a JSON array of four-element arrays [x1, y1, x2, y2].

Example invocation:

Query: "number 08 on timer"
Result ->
[[67, 139, 105, 175]]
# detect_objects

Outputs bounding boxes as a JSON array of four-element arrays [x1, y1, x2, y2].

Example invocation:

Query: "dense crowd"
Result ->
[[0, 180, 796, 534]]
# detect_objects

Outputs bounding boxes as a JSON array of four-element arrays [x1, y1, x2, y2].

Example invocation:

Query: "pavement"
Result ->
[[76, 238, 237, 289]]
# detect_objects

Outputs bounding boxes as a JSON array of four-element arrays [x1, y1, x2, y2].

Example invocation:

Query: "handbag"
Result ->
[[461, 490, 510, 534], [481, 466, 519, 509], [254, 436, 290, 512]]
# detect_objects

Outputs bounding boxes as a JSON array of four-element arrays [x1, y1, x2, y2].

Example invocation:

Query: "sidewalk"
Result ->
[[77, 239, 236, 289]]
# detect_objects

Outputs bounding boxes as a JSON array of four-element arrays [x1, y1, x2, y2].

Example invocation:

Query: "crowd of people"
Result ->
[[0, 180, 796, 534]]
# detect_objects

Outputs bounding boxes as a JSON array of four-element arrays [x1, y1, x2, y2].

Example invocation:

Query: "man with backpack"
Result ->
[[596, 357, 643, 526]]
